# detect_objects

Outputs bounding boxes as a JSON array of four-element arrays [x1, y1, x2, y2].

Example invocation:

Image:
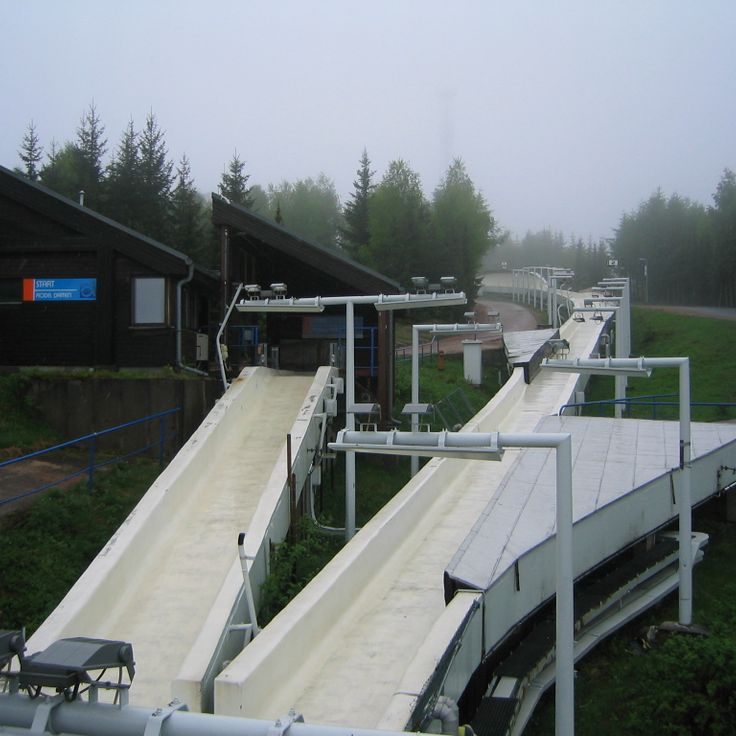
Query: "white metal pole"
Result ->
[[555, 433, 574, 736], [345, 301, 356, 541], [411, 326, 420, 477], [678, 359, 692, 625]]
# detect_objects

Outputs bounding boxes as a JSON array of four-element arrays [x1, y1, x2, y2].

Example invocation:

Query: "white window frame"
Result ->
[[132, 277, 167, 326]]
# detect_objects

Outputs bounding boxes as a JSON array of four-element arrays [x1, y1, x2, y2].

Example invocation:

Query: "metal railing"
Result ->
[[559, 394, 736, 421], [0, 408, 180, 508], [395, 337, 439, 362]]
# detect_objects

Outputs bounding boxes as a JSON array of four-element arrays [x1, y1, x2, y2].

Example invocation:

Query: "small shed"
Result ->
[[0, 166, 218, 369]]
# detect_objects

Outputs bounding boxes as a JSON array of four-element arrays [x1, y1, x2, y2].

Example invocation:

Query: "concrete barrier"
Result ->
[[214, 366, 532, 719], [173, 366, 338, 711]]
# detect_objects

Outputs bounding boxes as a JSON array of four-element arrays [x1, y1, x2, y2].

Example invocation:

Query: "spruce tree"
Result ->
[[218, 151, 254, 208], [18, 120, 43, 181], [75, 102, 107, 205], [105, 120, 144, 230], [340, 148, 374, 256], [138, 112, 174, 242], [170, 154, 213, 265]]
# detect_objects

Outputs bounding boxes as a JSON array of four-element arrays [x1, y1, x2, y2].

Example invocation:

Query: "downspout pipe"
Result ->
[[176, 259, 208, 377]]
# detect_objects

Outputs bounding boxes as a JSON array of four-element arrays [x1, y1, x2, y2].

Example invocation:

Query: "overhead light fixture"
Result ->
[[373, 291, 467, 311], [19, 636, 135, 700], [411, 276, 429, 293], [244, 283, 261, 300], [236, 297, 324, 313], [270, 282, 288, 299], [440, 275, 457, 292], [330, 429, 504, 460], [541, 357, 652, 377]]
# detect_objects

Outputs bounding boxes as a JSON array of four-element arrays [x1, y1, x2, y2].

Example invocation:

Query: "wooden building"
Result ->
[[0, 166, 217, 369], [211, 194, 401, 413]]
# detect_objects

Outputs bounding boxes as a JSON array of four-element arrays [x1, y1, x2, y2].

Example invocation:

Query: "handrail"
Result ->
[[0, 407, 181, 506], [559, 397, 736, 418]]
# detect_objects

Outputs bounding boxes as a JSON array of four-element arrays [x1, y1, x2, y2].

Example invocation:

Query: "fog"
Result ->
[[2, 0, 735, 242]]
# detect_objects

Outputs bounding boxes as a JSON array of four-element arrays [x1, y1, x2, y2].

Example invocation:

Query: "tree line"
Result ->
[[610, 172, 736, 306], [16, 105, 500, 301], [485, 230, 613, 292]]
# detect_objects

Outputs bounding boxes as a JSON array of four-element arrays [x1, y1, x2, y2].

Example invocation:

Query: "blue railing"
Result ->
[[0, 407, 180, 508], [559, 394, 736, 420]]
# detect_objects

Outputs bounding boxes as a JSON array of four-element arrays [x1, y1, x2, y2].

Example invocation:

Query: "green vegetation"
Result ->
[[584, 308, 736, 421], [0, 373, 58, 456], [527, 507, 736, 736], [0, 460, 159, 634]]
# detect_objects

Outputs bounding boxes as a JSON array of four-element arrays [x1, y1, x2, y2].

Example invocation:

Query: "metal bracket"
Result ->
[[29, 694, 64, 734], [267, 709, 305, 736], [143, 699, 188, 736]]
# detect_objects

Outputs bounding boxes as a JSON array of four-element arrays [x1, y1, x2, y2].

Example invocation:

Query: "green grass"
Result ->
[[0, 373, 59, 456], [584, 308, 736, 421], [526, 505, 736, 736], [0, 460, 160, 634]]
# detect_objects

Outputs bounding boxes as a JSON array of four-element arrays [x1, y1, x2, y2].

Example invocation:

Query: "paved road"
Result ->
[[427, 298, 539, 356]]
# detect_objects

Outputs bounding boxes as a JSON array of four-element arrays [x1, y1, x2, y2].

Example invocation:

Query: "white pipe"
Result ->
[[411, 326, 420, 477], [237, 532, 260, 638], [345, 301, 356, 541], [0, 693, 427, 736], [175, 260, 208, 377], [678, 358, 692, 625], [216, 283, 245, 392]]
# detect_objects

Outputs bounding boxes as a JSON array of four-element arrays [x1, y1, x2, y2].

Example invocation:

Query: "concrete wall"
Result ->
[[26, 375, 219, 452]]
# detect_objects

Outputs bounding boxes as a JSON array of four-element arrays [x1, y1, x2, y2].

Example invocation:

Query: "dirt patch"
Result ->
[[0, 458, 84, 518]]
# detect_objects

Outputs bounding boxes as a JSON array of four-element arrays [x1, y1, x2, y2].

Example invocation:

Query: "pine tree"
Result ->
[[170, 154, 213, 265], [74, 103, 107, 205], [274, 200, 283, 224], [138, 112, 174, 242], [340, 148, 374, 256], [218, 151, 254, 208], [18, 121, 43, 180], [105, 120, 144, 230]]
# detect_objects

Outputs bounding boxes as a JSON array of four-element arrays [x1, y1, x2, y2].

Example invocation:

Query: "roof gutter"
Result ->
[[176, 259, 208, 377]]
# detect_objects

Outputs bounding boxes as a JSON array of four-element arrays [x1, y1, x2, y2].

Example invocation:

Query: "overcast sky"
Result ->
[[2, 1, 735, 243]]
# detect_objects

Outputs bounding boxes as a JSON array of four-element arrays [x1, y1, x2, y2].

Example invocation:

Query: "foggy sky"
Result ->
[[2, 0, 735, 244]]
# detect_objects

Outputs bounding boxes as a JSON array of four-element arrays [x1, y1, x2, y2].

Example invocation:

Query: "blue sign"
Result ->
[[24, 278, 97, 301]]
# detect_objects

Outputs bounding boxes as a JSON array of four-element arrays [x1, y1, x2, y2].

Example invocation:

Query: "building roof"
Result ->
[[211, 193, 401, 296], [0, 165, 217, 285]]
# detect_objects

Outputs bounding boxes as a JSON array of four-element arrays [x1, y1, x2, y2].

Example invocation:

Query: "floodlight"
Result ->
[[411, 276, 429, 293], [244, 283, 261, 300], [440, 275, 457, 292], [19, 636, 135, 700], [0, 629, 25, 669], [270, 282, 288, 298]]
